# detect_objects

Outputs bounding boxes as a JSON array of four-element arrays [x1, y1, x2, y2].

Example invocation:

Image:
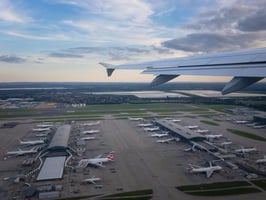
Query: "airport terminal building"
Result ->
[[37, 124, 71, 181], [155, 119, 206, 141], [48, 124, 71, 151]]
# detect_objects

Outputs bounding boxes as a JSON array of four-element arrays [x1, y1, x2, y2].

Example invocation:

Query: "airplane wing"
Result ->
[[94, 154, 102, 159], [99, 48, 266, 94], [206, 169, 214, 178], [93, 162, 104, 168]]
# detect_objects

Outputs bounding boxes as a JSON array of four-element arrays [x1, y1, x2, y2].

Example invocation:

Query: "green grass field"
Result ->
[[227, 128, 266, 141]]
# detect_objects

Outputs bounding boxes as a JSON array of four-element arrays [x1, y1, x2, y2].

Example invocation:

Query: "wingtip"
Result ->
[[99, 62, 115, 77]]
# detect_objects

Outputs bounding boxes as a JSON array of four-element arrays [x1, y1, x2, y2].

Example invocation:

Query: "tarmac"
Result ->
[[0, 112, 266, 199]]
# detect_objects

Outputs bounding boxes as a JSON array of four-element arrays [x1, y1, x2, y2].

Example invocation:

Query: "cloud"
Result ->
[[237, 10, 266, 32], [162, 32, 256, 53], [49, 52, 84, 58], [1, 31, 71, 41], [56, 0, 153, 23], [0, 0, 30, 23], [48, 45, 173, 61], [185, 4, 251, 32], [0, 55, 26, 63], [162, 0, 266, 53]]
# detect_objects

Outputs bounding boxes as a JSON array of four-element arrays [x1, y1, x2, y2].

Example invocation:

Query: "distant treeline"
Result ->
[[0, 82, 265, 93]]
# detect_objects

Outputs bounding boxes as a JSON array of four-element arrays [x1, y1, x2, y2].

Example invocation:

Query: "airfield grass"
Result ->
[[251, 179, 266, 190], [200, 120, 219, 126], [177, 181, 251, 191], [176, 181, 262, 196], [227, 128, 266, 141], [185, 187, 261, 196], [58, 194, 101, 200], [101, 189, 153, 199], [0, 103, 237, 121]]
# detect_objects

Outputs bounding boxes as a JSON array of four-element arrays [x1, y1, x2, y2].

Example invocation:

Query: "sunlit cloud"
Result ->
[[0, 0, 30, 23]]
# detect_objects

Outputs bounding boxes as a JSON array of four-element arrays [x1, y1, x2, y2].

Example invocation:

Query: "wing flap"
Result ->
[[222, 77, 263, 95], [150, 75, 179, 87]]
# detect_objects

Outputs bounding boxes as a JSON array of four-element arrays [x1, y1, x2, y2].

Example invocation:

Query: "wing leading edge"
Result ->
[[99, 48, 266, 94]]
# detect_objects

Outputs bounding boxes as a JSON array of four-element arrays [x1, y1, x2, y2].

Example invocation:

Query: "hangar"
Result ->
[[48, 124, 71, 151], [155, 119, 205, 141]]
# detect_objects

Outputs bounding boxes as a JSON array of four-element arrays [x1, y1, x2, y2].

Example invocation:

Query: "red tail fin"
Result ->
[[107, 155, 114, 161], [187, 164, 194, 172], [16, 138, 21, 144], [2, 150, 8, 156]]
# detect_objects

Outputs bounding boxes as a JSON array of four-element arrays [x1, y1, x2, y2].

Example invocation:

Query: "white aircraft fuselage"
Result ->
[[17, 138, 45, 146], [187, 163, 222, 178], [83, 177, 101, 184]]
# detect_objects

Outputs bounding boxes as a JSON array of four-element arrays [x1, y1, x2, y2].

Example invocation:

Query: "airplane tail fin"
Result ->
[[2, 150, 8, 156], [107, 154, 114, 161], [107, 151, 115, 156], [99, 62, 116, 77], [16, 138, 21, 144], [187, 164, 194, 172]]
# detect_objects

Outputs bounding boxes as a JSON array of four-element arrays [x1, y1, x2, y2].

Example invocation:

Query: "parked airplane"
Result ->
[[205, 134, 223, 140], [78, 136, 96, 141], [171, 119, 182, 122], [144, 127, 160, 132], [150, 133, 168, 138], [253, 125, 265, 129], [219, 141, 233, 148], [78, 151, 114, 168], [82, 130, 100, 134], [256, 155, 266, 164], [100, 47, 266, 94], [3, 147, 38, 157], [128, 117, 144, 121], [16, 138, 45, 146], [235, 147, 257, 154], [82, 176, 101, 184], [235, 120, 249, 124], [157, 138, 180, 143], [185, 142, 208, 152], [35, 133, 48, 137], [185, 125, 198, 129], [137, 123, 153, 127], [80, 121, 100, 126], [32, 127, 50, 132], [194, 129, 209, 133], [187, 162, 223, 178], [36, 124, 53, 128]]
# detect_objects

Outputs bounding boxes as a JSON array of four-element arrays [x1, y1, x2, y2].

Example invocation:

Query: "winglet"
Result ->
[[99, 62, 115, 77]]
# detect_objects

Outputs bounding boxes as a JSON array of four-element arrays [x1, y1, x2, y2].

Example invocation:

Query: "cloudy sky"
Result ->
[[0, 0, 266, 82]]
